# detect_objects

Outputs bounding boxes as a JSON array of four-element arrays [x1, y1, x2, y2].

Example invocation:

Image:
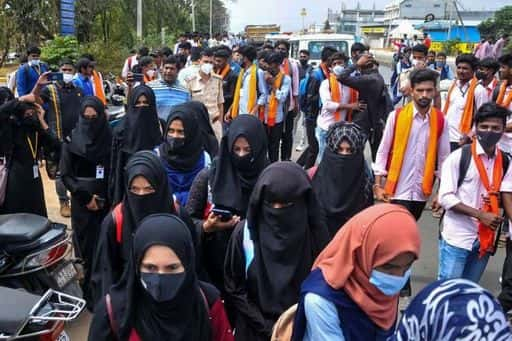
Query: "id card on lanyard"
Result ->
[[96, 165, 105, 179], [27, 132, 39, 179]]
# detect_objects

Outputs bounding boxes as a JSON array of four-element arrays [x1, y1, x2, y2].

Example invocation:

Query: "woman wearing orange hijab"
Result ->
[[292, 204, 421, 341]]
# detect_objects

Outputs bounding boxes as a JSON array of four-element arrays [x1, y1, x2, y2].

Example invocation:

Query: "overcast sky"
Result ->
[[226, 0, 509, 32]]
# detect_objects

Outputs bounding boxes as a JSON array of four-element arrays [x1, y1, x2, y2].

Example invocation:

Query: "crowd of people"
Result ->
[[1, 30, 512, 340]]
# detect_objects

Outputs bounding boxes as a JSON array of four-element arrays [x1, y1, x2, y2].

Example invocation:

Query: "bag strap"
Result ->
[[457, 144, 472, 189], [105, 294, 120, 339], [112, 204, 124, 244]]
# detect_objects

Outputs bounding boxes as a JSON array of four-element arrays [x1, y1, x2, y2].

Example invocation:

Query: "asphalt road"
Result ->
[[49, 63, 505, 339]]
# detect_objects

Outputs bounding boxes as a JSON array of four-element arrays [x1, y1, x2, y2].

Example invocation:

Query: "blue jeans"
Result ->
[[438, 238, 490, 283], [315, 126, 328, 163]]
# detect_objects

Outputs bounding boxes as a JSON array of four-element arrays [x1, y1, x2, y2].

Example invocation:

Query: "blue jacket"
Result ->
[[16, 63, 48, 96]]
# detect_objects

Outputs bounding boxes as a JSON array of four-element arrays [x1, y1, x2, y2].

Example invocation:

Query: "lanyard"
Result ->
[[26, 132, 39, 162]]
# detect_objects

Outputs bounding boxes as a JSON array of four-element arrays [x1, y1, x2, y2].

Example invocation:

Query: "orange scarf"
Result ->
[[443, 78, 478, 135], [497, 80, 512, 108], [267, 72, 284, 127], [385, 102, 440, 196], [92, 70, 106, 105], [281, 59, 291, 76], [231, 64, 257, 118], [218, 64, 231, 80], [330, 74, 359, 122], [471, 140, 503, 257], [329, 74, 342, 122], [320, 63, 330, 79]]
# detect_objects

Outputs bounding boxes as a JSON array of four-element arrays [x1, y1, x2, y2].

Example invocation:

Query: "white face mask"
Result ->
[[146, 69, 156, 79], [62, 73, 74, 84], [30, 59, 40, 66], [411, 59, 420, 67], [332, 65, 345, 76], [201, 63, 213, 75]]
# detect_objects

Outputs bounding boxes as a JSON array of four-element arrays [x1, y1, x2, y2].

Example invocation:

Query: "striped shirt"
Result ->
[[147, 80, 191, 120]]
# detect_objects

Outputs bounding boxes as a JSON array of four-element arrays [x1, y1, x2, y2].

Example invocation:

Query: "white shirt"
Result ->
[[498, 84, 512, 153], [373, 106, 450, 202], [445, 80, 487, 143], [121, 55, 138, 79], [439, 141, 512, 250], [317, 79, 351, 131]]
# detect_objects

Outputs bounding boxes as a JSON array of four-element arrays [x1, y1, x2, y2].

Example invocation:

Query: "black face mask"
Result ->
[[127, 191, 160, 224], [417, 98, 432, 108], [476, 130, 503, 150], [21, 115, 40, 128], [140, 272, 185, 302], [299, 59, 308, 66], [166, 136, 186, 153], [231, 153, 253, 171], [475, 71, 488, 80]]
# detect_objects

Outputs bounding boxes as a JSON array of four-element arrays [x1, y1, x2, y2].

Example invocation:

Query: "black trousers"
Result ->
[[297, 118, 318, 169], [266, 122, 284, 163], [280, 110, 297, 161], [499, 237, 512, 312], [391, 199, 426, 297], [369, 127, 384, 162], [450, 142, 461, 152]]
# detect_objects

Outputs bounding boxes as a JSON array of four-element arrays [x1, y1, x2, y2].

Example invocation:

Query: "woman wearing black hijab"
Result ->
[[0, 93, 60, 216], [157, 104, 210, 206], [186, 101, 219, 157], [109, 85, 162, 205], [186, 115, 269, 293], [60, 97, 112, 309], [89, 214, 234, 341], [311, 121, 374, 237], [224, 162, 329, 341], [91, 151, 198, 305]]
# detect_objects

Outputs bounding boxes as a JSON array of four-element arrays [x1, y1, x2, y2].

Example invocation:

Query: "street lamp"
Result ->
[[300, 8, 307, 33]]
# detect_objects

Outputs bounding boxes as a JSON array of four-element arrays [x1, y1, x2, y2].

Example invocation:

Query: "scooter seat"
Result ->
[[0, 286, 41, 335], [0, 214, 50, 244]]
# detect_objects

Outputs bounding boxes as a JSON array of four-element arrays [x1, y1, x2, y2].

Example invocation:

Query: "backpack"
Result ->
[[271, 304, 298, 341]]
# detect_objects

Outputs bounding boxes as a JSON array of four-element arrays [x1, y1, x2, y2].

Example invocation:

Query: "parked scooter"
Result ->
[[0, 214, 82, 298], [0, 286, 85, 340]]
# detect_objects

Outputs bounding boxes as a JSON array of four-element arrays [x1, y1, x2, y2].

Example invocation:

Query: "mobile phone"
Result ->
[[47, 72, 63, 82], [95, 196, 106, 209], [132, 73, 144, 82], [212, 208, 233, 222]]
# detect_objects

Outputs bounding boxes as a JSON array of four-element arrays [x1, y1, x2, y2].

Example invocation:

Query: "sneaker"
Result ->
[[60, 202, 71, 218]]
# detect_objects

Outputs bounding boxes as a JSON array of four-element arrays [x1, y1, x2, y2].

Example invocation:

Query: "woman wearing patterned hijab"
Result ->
[[311, 121, 374, 237], [391, 278, 512, 340]]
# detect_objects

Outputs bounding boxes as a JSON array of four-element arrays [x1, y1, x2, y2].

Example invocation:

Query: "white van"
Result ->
[[289, 33, 356, 66]]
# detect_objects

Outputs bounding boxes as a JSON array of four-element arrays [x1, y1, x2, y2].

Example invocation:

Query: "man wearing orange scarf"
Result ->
[[262, 53, 291, 162], [438, 102, 512, 284], [494, 54, 512, 154], [444, 54, 487, 151], [316, 53, 362, 161], [213, 47, 239, 135], [374, 69, 449, 222]]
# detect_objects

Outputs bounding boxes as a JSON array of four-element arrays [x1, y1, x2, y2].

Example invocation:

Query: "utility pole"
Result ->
[[300, 8, 307, 33], [210, 0, 213, 37], [192, 0, 196, 32], [137, 0, 142, 39]]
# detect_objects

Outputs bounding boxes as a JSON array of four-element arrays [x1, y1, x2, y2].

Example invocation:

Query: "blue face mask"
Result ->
[[369, 268, 411, 296]]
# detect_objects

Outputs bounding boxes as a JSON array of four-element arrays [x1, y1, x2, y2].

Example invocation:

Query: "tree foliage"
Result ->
[[478, 6, 512, 39]]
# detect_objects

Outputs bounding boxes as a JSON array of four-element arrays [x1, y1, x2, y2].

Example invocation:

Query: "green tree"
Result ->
[[478, 6, 512, 39], [41, 35, 80, 69]]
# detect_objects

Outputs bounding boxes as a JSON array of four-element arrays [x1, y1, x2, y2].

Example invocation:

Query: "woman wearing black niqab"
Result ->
[[89, 214, 232, 340], [311, 121, 374, 237], [157, 105, 209, 206], [224, 162, 329, 341], [60, 96, 112, 309], [0, 94, 60, 216], [91, 151, 177, 304], [186, 115, 268, 293], [186, 101, 219, 157], [109, 85, 162, 205]]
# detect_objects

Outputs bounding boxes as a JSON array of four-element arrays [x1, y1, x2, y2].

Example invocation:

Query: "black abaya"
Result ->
[[109, 85, 162, 205], [224, 162, 329, 341], [89, 214, 211, 341], [0, 99, 60, 217], [60, 97, 112, 309]]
